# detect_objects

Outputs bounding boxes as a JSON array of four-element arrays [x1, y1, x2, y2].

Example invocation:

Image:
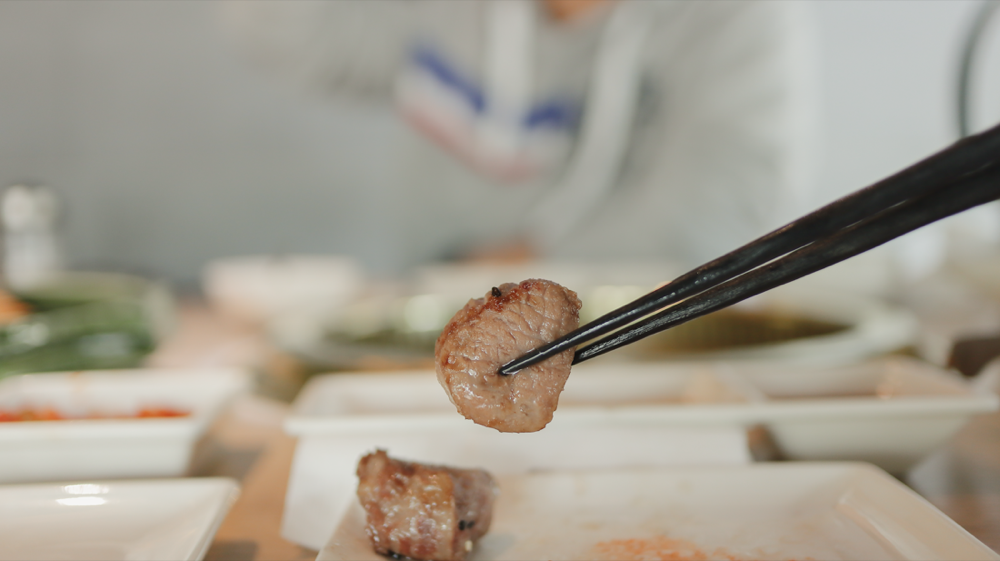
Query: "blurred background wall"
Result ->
[[0, 0, 992, 287]]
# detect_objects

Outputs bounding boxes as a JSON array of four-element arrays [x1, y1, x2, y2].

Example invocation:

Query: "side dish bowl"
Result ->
[[0, 368, 250, 483], [271, 283, 918, 373]]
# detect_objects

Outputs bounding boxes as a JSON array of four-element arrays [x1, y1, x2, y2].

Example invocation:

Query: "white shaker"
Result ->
[[1, 185, 63, 289]]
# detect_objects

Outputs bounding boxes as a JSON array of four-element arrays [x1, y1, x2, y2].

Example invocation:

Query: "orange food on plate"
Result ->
[[0, 408, 63, 422], [0, 406, 190, 422], [591, 536, 815, 561], [135, 407, 190, 418], [0, 288, 30, 325]]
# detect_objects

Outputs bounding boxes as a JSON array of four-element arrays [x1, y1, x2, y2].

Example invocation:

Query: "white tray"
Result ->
[[318, 463, 998, 561], [286, 357, 996, 471], [281, 357, 997, 550], [283, 365, 755, 551], [0, 368, 249, 483], [0, 477, 239, 561], [734, 358, 999, 470]]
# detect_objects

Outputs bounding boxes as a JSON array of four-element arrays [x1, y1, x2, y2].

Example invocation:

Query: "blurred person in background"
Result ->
[[221, 0, 816, 269]]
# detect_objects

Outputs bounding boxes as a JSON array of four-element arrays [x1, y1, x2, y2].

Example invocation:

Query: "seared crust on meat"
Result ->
[[356, 450, 498, 561], [435, 279, 581, 433]]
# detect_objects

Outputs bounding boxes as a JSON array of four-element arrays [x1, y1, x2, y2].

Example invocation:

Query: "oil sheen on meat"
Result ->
[[435, 279, 581, 433], [356, 450, 498, 561]]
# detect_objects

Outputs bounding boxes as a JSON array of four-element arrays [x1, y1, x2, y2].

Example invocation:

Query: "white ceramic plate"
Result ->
[[317, 463, 998, 561], [735, 357, 1000, 471], [0, 477, 239, 561], [203, 254, 363, 326], [271, 276, 917, 372], [0, 368, 249, 483]]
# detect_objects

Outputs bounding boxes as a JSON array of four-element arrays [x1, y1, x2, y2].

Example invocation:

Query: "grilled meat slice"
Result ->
[[356, 450, 498, 561], [435, 279, 581, 433]]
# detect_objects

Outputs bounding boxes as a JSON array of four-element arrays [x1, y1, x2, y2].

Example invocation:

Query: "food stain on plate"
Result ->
[[590, 535, 815, 561]]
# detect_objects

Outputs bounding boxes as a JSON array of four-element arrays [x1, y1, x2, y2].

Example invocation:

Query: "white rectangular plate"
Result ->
[[287, 357, 998, 473], [282, 363, 751, 551], [317, 463, 998, 561], [0, 477, 239, 561]]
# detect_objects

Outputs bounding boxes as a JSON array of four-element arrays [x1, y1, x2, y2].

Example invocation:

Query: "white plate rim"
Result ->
[[0, 476, 240, 561]]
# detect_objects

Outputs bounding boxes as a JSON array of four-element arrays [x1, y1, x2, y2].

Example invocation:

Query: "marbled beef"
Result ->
[[434, 279, 581, 433], [356, 450, 498, 561]]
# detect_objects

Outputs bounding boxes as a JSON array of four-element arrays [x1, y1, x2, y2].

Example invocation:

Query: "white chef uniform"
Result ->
[[220, 0, 816, 269]]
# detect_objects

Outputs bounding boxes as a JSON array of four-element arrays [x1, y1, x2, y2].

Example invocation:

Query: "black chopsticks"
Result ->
[[498, 121, 1000, 375]]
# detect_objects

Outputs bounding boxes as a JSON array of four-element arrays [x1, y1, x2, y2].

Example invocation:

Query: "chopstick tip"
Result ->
[[497, 363, 518, 376]]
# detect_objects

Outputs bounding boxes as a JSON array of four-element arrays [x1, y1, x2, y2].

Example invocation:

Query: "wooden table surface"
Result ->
[[907, 410, 1000, 553], [205, 431, 316, 561]]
